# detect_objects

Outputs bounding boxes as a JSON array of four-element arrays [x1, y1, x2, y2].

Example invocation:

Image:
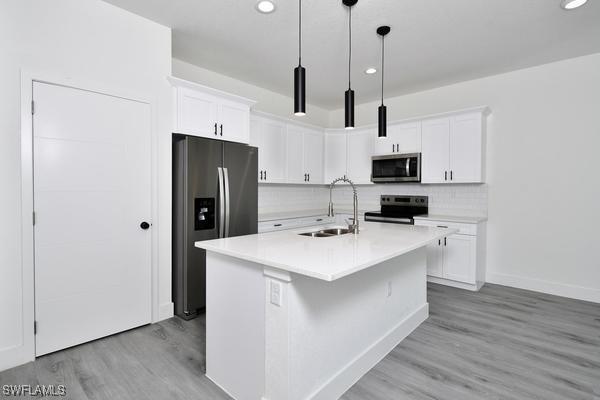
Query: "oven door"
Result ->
[[371, 153, 421, 183]]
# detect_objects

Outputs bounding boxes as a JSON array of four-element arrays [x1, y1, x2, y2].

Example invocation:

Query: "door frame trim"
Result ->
[[19, 69, 160, 364]]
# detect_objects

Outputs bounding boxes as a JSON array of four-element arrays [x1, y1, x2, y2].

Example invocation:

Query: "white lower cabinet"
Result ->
[[415, 219, 486, 291]]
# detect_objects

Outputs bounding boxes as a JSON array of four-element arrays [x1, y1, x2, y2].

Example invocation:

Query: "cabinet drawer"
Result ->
[[414, 219, 477, 236], [300, 216, 334, 227], [258, 219, 301, 233]]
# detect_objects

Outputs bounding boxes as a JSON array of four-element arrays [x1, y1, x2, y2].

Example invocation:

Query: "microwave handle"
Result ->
[[406, 158, 410, 177]]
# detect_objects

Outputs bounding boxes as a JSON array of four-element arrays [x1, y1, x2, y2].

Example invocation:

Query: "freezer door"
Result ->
[[173, 136, 223, 317], [223, 142, 258, 237]]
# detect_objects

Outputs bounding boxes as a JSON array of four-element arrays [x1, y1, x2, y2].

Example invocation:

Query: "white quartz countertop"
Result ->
[[413, 214, 487, 224], [195, 222, 456, 281]]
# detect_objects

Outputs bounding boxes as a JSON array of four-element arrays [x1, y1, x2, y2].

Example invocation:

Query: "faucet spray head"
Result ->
[[328, 202, 334, 217]]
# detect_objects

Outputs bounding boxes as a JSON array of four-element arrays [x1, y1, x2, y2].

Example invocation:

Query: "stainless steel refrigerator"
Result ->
[[172, 135, 258, 319]]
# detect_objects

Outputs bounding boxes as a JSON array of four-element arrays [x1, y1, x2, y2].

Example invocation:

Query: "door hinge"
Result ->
[[32, 211, 36, 226], [34, 321, 37, 335], [31, 100, 35, 115]]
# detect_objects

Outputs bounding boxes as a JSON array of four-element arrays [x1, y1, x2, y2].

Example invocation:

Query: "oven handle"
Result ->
[[364, 215, 413, 224]]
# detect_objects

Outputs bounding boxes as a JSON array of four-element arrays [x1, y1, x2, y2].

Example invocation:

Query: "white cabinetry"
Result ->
[[373, 121, 421, 156], [324, 130, 347, 183], [414, 218, 486, 291], [169, 77, 255, 144], [251, 113, 324, 185], [303, 128, 324, 184], [253, 116, 287, 183], [346, 128, 374, 184], [324, 128, 374, 185], [421, 110, 487, 184]]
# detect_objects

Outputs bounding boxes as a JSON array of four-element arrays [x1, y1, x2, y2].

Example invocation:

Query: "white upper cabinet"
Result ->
[[169, 76, 255, 144], [373, 121, 421, 156], [254, 117, 287, 183], [421, 118, 451, 183], [324, 130, 347, 184], [303, 128, 324, 184], [285, 125, 305, 184], [251, 113, 324, 185], [421, 109, 487, 184], [346, 128, 374, 184], [449, 113, 484, 183]]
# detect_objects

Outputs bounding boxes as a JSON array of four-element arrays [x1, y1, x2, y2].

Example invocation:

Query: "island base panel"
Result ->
[[206, 248, 428, 400]]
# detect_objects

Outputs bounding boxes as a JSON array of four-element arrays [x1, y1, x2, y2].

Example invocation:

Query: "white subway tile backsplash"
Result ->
[[259, 183, 488, 218]]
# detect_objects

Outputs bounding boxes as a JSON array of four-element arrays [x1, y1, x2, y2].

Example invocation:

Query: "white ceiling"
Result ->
[[104, 0, 600, 109]]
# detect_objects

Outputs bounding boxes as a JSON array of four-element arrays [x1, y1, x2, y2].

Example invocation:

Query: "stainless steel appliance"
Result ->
[[371, 153, 421, 183], [364, 195, 428, 225], [172, 135, 258, 319]]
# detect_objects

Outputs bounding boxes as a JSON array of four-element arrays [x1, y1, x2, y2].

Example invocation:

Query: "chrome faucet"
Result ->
[[327, 176, 359, 234]]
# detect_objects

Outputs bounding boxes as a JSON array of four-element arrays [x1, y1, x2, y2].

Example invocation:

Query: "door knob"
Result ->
[[140, 221, 151, 230]]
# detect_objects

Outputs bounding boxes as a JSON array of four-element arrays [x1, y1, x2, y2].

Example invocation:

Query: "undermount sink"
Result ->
[[299, 228, 352, 238]]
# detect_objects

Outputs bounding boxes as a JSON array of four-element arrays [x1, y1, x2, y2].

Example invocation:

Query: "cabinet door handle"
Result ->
[[214, 123, 218, 135], [304, 173, 307, 182], [220, 124, 223, 136], [392, 144, 395, 153], [450, 170, 453, 181], [396, 144, 399, 152], [444, 237, 447, 246], [438, 239, 441, 246], [444, 171, 448, 181], [260, 171, 263, 180], [307, 173, 310, 182], [264, 170, 267, 180]]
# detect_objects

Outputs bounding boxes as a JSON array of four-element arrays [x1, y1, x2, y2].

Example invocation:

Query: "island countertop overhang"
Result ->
[[195, 222, 457, 281]]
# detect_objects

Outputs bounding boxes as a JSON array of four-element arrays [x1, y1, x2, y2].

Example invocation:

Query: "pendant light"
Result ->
[[294, 0, 306, 116], [343, 0, 357, 129], [377, 26, 390, 138]]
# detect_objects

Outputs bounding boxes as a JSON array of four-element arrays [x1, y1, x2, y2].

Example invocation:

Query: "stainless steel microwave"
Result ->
[[371, 153, 421, 183]]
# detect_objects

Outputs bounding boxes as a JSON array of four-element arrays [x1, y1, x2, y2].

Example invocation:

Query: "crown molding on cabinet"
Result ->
[[167, 76, 257, 107]]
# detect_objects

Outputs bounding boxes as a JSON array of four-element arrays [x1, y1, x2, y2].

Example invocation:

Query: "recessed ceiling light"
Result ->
[[365, 68, 377, 75], [256, 0, 276, 14], [560, 0, 588, 10]]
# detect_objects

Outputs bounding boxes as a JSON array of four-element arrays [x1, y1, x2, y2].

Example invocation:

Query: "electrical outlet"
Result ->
[[387, 281, 392, 297], [270, 280, 282, 307]]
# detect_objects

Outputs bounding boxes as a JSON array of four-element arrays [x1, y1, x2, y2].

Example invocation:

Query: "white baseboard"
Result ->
[[157, 301, 174, 321], [308, 303, 429, 400], [427, 276, 483, 291], [0, 345, 34, 373], [486, 272, 600, 304]]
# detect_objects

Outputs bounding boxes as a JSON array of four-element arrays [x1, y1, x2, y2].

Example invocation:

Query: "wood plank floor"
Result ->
[[1, 283, 598, 400]]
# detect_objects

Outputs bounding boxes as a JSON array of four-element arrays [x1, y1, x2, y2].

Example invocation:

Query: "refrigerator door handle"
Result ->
[[218, 167, 225, 238], [223, 167, 231, 238]]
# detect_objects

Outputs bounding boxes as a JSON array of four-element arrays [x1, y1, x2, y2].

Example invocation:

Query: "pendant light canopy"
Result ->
[[294, 0, 306, 116], [377, 26, 390, 138], [343, 0, 357, 130]]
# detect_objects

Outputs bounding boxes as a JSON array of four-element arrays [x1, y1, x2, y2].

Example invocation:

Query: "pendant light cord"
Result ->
[[381, 34, 384, 106], [348, 6, 352, 89], [298, 0, 302, 65]]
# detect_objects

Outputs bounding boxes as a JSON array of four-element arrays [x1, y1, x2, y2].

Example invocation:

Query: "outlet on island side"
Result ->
[[270, 280, 282, 307], [387, 281, 392, 297]]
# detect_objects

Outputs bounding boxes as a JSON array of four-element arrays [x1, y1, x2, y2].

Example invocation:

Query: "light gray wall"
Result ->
[[329, 53, 600, 302], [172, 58, 330, 127], [0, 0, 172, 370]]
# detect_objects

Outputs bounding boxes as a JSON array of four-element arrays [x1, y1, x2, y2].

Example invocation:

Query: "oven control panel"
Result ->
[[380, 195, 428, 207]]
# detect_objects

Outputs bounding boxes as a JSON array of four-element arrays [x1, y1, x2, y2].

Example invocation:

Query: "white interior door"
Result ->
[[33, 82, 152, 356]]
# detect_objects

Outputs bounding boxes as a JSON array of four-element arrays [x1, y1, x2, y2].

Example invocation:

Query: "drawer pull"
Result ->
[[274, 223, 282, 227], [316, 218, 323, 222], [437, 225, 448, 228]]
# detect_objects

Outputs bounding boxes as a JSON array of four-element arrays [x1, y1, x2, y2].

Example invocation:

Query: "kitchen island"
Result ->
[[195, 222, 454, 400]]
